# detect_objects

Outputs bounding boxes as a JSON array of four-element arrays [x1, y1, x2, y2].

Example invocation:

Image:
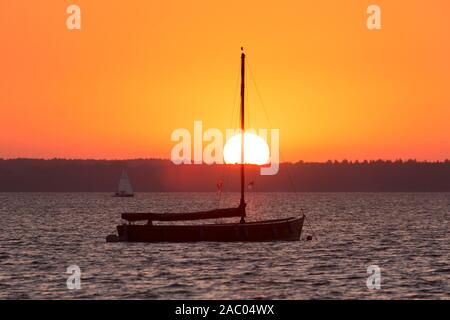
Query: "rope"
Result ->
[[217, 60, 241, 208], [247, 60, 315, 236], [303, 210, 318, 240], [247, 61, 273, 129], [247, 60, 297, 192]]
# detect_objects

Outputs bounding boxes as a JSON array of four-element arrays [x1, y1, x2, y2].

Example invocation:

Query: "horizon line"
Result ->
[[1, 157, 449, 164]]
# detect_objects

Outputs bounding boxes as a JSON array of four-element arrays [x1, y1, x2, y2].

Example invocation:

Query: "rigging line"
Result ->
[[247, 60, 298, 193], [245, 63, 251, 131], [247, 60, 273, 128], [218, 61, 241, 208], [231, 63, 241, 128], [303, 210, 318, 240], [283, 161, 298, 192], [247, 59, 310, 234], [244, 90, 249, 131]]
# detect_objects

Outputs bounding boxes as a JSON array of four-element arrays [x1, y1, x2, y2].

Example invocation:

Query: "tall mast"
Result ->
[[240, 47, 246, 213]]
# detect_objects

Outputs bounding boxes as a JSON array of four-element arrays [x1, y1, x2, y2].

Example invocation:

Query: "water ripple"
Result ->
[[0, 192, 449, 299]]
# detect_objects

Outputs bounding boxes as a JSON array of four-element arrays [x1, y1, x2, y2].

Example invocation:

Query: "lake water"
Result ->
[[0, 192, 449, 299]]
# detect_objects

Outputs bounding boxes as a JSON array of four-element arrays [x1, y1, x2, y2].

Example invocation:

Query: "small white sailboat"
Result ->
[[113, 169, 134, 197]]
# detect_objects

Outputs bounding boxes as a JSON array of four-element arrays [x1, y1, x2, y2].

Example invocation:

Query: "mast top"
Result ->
[[241, 47, 245, 57]]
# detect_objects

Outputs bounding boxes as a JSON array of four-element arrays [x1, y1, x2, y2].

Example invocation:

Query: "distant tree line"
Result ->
[[0, 158, 449, 192]]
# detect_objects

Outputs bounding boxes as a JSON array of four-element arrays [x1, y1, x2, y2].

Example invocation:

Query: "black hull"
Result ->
[[112, 194, 134, 197], [109, 216, 304, 243]]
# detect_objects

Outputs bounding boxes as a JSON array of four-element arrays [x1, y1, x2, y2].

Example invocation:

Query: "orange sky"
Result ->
[[1, 0, 449, 162]]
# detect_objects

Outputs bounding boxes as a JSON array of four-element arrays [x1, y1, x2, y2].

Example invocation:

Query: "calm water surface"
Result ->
[[0, 192, 449, 299]]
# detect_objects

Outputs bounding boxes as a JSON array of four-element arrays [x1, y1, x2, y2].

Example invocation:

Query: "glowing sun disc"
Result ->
[[223, 132, 270, 165]]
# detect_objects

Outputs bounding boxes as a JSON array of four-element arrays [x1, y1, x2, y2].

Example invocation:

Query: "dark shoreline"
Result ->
[[1, 158, 449, 192]]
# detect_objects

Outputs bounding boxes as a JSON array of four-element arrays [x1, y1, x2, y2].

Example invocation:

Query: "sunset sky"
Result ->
[[1, 0, 449, 162]]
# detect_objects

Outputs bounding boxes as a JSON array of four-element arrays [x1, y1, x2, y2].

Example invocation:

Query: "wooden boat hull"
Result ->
[[109, 216, 304, 242]]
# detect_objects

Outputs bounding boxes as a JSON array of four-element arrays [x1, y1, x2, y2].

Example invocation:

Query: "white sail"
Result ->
[[118, 169, 133, 195]]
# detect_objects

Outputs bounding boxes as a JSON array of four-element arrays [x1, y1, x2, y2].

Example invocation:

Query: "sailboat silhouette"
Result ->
[[106, 49, 304, 242], [113, 169, 134, 197]]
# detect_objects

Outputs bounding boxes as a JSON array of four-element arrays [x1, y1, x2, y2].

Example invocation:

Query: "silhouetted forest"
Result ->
[[0, 158, 449, 192]]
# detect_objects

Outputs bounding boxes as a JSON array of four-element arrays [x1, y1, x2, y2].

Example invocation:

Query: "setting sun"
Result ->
[[223, 132, 270, 165]]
